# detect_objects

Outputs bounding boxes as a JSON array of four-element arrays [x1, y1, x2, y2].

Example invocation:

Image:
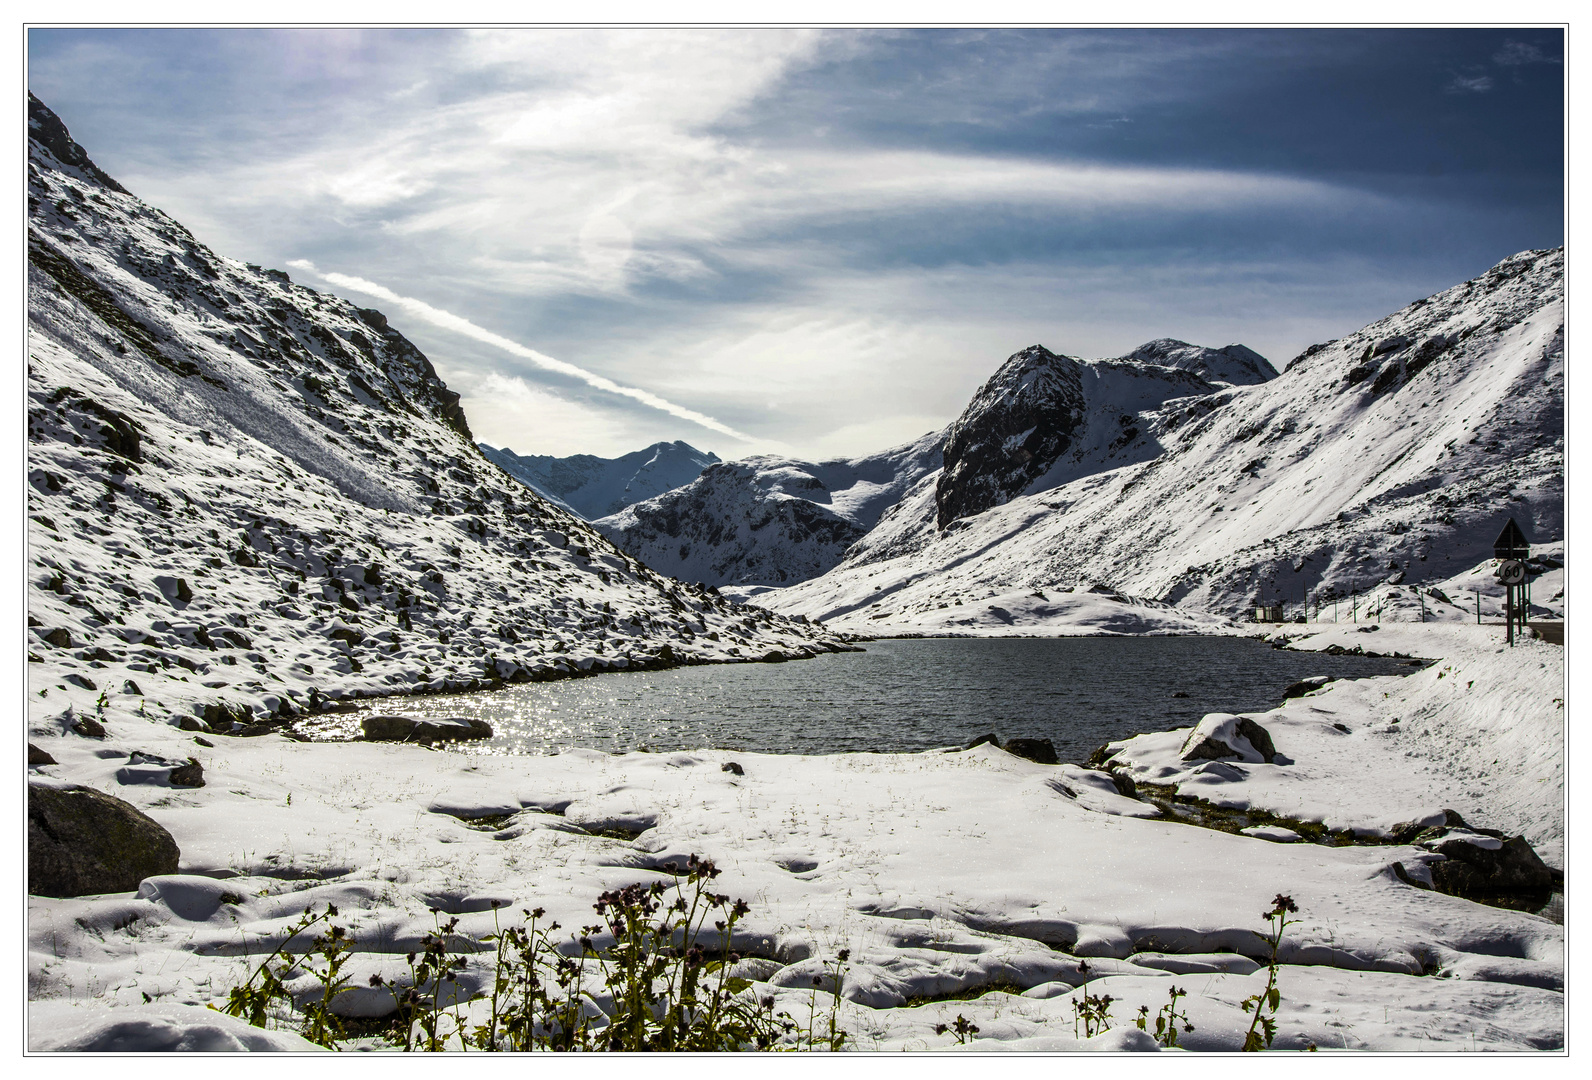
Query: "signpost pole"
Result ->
[[1493, 518, 1531, 647]]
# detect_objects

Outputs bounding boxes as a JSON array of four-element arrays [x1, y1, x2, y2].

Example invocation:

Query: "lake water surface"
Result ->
[[327, 637, 1418, 762]]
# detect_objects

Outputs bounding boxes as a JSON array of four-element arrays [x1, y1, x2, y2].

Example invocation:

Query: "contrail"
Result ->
[[286, 260, 755, 443]]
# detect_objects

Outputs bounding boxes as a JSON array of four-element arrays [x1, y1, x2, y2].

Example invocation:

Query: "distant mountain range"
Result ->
[[592, 430, 945, 586], [766, 248, 1563, 633], [489, 254, 1562, 637], [480, 440, 719, 520]]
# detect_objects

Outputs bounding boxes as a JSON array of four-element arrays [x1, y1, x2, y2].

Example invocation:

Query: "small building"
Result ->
[[1254, 603, 1284, 623]]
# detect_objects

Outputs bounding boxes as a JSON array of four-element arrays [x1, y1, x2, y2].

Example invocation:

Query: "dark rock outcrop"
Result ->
[[1003, 737, 1059, 765], [1406, 816, 1563, 911], [936, 345, 1088, 528], [28, 92, 130, 195], [362, 714, 493, 743], [29, 783, 180, 897], [1282, 676, 1332, 699]]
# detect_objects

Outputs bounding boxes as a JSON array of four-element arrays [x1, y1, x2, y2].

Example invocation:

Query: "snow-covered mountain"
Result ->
[[593, 430, 945, 586], [480, 440, 720, 520], [935, 343, 1265, 528], [26, 93, 850, 728], [760, 248, 1562, 633]]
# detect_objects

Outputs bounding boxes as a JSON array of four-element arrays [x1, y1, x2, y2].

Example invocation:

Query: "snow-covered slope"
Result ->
[[480, 440, 720, 520], [25, 93, 850, 729], [765, 249, 1563, 632], [594, 429, 945, 586]]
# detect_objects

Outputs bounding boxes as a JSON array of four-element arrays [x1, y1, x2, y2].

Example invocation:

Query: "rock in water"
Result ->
[[1282, 676, 1332, 699], [29, 783, 180, 897], [361, 714, 493, 743], [1003, 737, 1059, 765]]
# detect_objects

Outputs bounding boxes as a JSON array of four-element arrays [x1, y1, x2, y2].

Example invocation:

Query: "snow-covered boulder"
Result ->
[[1177, 713, 1276, 764]]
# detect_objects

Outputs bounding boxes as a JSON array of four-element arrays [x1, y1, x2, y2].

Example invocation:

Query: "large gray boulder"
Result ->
[[361, 714, 493, 743], [29, 783, 180, 897]]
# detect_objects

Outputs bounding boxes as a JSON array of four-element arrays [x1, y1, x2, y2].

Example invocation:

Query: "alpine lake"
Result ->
[[304, 635, 1420, 762]]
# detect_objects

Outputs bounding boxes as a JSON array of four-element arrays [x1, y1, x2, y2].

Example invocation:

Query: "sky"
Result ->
[[27, 27, 1565, 461]]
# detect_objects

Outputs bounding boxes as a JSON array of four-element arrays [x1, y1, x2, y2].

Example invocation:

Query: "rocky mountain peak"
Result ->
[[28, 93, 129, 195], [935, 345, 1087, 528]]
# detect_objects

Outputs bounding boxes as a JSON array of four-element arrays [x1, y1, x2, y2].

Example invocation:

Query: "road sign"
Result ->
[[1494, 518, 1530, 561], [1496, 560, 1527, 585]]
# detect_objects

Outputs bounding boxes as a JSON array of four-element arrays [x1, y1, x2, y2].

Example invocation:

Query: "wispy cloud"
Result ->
[[286, 259, 758, 443], [1493, 40, 1560, 66], [1447, 73, 1494, 94]]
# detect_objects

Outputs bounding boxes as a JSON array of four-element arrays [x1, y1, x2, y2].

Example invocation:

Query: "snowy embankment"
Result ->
[[29, 625, 1563, 1051], [1104, 624, 1564, 867]]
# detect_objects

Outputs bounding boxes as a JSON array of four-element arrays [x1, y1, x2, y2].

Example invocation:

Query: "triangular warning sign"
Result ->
[[1493, 518, 1530, 560]]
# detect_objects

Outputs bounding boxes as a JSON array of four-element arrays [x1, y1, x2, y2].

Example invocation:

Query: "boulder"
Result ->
[[1003, 737, 1059, 765], [29, 743, 56, 766], [722, 761, 745, 776], [1282, 675, 1331, 699], [29, 783, 180, 897], [361, 714, 493, 743], [1178, 713, 1276, 764], [168, 759, 205, 787], [964, 732, 1001, 750], [1416, 826, 1563, 910]]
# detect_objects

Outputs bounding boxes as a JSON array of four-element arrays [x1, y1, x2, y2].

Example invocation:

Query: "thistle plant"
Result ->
[[1135, 984, 1194, 1048], [935, 1013, 979, 1045], [1240, 894, 1297, 1051], [1070, 959, 1115, 1039]]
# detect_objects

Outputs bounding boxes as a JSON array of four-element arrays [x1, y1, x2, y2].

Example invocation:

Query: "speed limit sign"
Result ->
[[1497, 560, 1527, 585]]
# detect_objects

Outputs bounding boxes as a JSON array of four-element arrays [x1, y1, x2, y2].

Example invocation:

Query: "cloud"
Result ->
[[1493, 40, 1560, 66], [285, 259, 757, 444], [1446, 74, 1494, 94], [32, 29, 1560, 460]]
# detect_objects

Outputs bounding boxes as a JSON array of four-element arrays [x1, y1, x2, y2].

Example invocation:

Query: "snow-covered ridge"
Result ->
[[762, 248, 1562, 632], [480, 439, 720, 520], [1118, 338, 1278, 388], [593, 428, 945, 587], [26, 93, 850, 731]]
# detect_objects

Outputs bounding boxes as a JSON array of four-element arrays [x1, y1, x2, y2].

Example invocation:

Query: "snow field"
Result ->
[[28, 624, 1563, 1051]]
